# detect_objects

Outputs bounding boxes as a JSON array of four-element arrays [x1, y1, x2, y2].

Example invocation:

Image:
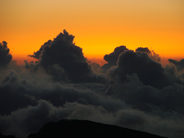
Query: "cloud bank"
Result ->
[[0, 41, 12, 68], [0, 30, 184, 138], [108, 50, 171, 88], [29, 30, 105, 83], [169, 59, 184, 71], [102, 46, 128, 71]]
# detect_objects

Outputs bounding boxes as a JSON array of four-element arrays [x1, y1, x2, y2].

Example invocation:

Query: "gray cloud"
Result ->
[[1, 99, 184, 138], [0, 67, 184, 138], [102, 46, 128, 72], [106, 75, 184, 114], [169, 59, 184, 71], [102, 47, 161, 73], [135, 47, 151, 53], [0, 34, 184, 138], [0, 41, 12, 68], [0, 100, 68, 137], [0, 72, 125, 137], [108, 50, 171, 88], [136, 47, 161, 62], [29, 30, 106, 83]]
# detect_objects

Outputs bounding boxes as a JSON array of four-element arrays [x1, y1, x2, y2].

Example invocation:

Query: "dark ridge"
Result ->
[[28, 119, 167, 138], [0, 133, 17, 138]]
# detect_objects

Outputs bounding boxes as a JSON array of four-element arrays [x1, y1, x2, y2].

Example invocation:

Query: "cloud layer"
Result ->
[[0, 31, 184, 138], [108, 50, 171, 88], [169, 59, 184, 71], [29, 30, 105, 83]]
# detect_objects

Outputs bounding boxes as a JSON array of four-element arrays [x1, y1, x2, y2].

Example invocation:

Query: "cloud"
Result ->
[[135, 47, 151, 53], [24, 61, 39, 72], [0, 41, 12, 68], [0, 33, 184, 138], [106, 77, 184, 114], [135, 47, 161, 62], [29, 40, 52, 59], [0, 100, 68, 138], [29, 30, 105, 83], [115, 108, 184, 138], [108, 50, 172, 88], [0, 69, 50, 115], [164, 60, 184, 85], [0, 71, 125, 137], [102, 46, 128, 71], [164, 64, 184, 85], [0, 67, 184, 138], [1, 99, 184, 138], [168, 59, 184, 71], [105, 74, 184, 137], [102, 46, 161, 73]]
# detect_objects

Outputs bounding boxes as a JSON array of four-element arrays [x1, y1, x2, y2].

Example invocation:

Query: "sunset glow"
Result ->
[[0, 0, 184, 64], [1, 1, 184, 138]]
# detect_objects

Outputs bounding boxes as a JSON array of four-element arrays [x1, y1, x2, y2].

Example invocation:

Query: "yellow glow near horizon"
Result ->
[[0, 0, 184, 64]]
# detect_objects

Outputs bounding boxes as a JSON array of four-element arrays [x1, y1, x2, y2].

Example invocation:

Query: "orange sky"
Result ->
[[0, 0, 184, 65]]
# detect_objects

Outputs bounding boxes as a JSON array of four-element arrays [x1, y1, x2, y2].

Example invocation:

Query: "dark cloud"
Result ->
[[108, 50, 172, 88], [0, 100, 66, 138], [0, 65, 183, 138], [0, 41, 12, 67], [0, 71, 124, 137], [0, 34, 184, 138], [116, 85, 184, 137], [114, 108, 184, 138], [168, 59, 184, 71], [29, 40, 52, 59], [165, 59, 184, 84], [106, 77, 184, 114], [105, 74, 184, 137], [24, 61, 39, 72], [0, 71, 37, 115], [135, 47, 151, 53], [102, 46, 128, 71], [29, 30, 105, 83], [136, 47, 161, 62], [164, 64, 184, 85], [87, 61, 104, 74], [102, 46, 161, 72]]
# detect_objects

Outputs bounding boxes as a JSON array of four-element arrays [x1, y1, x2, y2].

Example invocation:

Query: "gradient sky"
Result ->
[[0, 0, 184, 64]]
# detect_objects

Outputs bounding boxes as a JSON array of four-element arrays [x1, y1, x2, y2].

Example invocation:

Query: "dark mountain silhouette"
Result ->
[[28, 119, 167, 138], [0, 133, 17, 138]]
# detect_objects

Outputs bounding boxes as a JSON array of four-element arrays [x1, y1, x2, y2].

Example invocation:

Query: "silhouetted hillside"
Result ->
[[28, 119, 167, 138], [0, 133, 17, 138]]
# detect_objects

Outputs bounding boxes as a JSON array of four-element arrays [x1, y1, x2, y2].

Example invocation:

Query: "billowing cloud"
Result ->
[[102, 46, 128, 71], [0, 41, 12, 67], [108, 50, 171, 88], [102, 46, 161, 73], [135, 47, 161, 62], [0, 33, 184, 138], [106, 75, 184, 114], [29, 30, 105, 83], [29, 40, 52, 59], [0, 66, 184, 138], [0, 71, 125, 137], [168, 59, 184, 71]]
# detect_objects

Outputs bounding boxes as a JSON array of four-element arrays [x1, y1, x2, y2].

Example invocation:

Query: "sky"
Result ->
[[0, 0, 184, 64], [0, 1, 184, 138]]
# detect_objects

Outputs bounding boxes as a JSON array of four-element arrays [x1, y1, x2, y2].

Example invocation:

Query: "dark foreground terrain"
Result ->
[[0, 133, 17, 138], [27, 119, 167, 138]]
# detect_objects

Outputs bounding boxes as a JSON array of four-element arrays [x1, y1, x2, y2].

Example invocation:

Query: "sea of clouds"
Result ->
[[0, 30, 184, 138]]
